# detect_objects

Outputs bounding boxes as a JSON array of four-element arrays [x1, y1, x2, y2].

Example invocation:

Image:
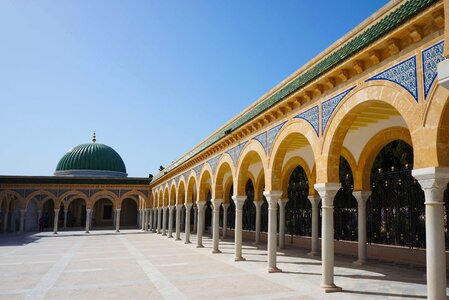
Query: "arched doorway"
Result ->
[[121, 198, 138, 227], [92, 198, 114, 228], [67, 198, 86, 228], [227, 184, 235, 230], [205, 191, 212, 235], [243, 180, 255, 231], [286, 165, 313, 237], [367, 140, 425, 248]]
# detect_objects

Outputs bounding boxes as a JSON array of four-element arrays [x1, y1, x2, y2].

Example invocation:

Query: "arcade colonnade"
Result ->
[[150, 1, 449, 298], [0, 188, 150, 234]]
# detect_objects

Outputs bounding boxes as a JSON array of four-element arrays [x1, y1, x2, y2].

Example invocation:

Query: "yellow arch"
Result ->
[[235, 140, 268, 196]]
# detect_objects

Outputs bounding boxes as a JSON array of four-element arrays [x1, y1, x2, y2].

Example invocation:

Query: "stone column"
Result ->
[[196, 201, 205, 248], [3, 211, 8, 233], [63, 209, 68, 229], [211, 199, 222, 253], [162, 207, 167, 236], [184, 203, 192, 244], [20, 209, 26, 233], [278, 198, 288, 249], [153, 208, 157, 233], [157, 207, 162, 234], [53, 209, 60, 234], [308, 195, 321, 256], [413, 167, 449, 300], [193, 206, 198, 234], [264, 191, 282, 273], [148, 208, 153, 232], [315, 183, 341, 292], [168, 206, 174, 238], [115, 208, 121, 232], [85, 209, 92, 233], [353, 191, 371, 264], [254, 201, 262, 244], [232, 195, 246, 261], [175, 204, 182, 240], [222, 203, 229, 238]]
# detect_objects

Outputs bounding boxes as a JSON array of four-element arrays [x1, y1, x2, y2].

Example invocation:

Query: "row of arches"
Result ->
[[151, 81, 449, 296]]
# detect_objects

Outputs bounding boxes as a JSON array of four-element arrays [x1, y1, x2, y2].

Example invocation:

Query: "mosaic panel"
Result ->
[[226, 147, 236, 166], [267, 121, 287, 154], [182, 170, 191, 182], [422, 41, 444, 99], [234, 141, 248, 164], [193, 164, 204, 177], [294, 106, 319, 136], [253, 131, 267, 154], [321, 87, 355, 134], [207, 154, 222, 176], [367, 56, 418, 101], [175, 175, 181, 185]]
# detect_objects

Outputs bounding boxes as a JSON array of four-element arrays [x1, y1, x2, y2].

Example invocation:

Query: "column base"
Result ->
[[168, 235, 173, 238], [353, 259, 367, 265], [184, 241, 191, 244], [307, 251, 319, 257], [196, 244, 204, 248], [116, 230, 120, 233], [162, 233, 167, 236], [53, 232, 58, 235], [212, 249, 222, 254], [320, 284, 342, 293], [85, 231, 90, 234], [268, 267, 282, 273], [234, 257, 246, 262], [175, 238, 181, 241]]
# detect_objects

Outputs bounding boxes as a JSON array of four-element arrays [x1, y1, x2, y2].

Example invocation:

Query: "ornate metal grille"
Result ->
[[367, 165, 425, 248], [334, 157, 358, 241], [243, 180, 256, 231], [286, 166, 312, 236]]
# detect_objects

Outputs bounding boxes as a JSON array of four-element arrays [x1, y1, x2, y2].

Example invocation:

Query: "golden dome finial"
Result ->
[[92, 131, 96, 143]]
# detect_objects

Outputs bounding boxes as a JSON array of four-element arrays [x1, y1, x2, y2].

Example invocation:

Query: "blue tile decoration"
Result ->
[[234, 141, 248, 165], [267, 121, 287, 154], [138, 189, 149, 197], [207, 154, 222, 176], [294, 106, 319, 136], [110, 190, 121, 197], [226, 146, 236, 166], [175, 175, 181, 185], [253, 131, 267, 154], [422, 41, 444, 100], [80, 190, 90, 197], [193, 164, 204, 178], [367, 56, 418, 101], [321, 87, 355, 134], [182, 170, 191, 182]]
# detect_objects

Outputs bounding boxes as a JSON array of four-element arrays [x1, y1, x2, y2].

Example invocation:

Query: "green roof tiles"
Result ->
[[153, 0, 438, 183], [56, 143, 127, 173]]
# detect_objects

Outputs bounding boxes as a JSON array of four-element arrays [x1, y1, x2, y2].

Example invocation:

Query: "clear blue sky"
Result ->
[[0, 0, 389, 177]]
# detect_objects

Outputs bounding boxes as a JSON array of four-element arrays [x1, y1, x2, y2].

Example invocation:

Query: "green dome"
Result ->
[[55, 143, 127, 177]]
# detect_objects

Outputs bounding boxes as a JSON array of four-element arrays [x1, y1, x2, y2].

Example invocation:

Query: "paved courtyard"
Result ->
[[0, 230, 445, 299]]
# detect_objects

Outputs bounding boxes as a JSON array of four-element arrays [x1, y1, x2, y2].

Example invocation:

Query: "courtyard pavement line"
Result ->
[[119, 235, 186, 300], [24, 236, 86, 300]]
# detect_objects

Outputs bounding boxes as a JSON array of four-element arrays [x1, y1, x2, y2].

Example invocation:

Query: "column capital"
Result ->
[[184, 202, 193, 209], [196, 201, 206, 209], [263, 190, 282, 207], [54, 208, 60, 213], [222, 203, 230, 209], [314, 183, 341, 206], [253, 200, 263, 209], [412, 167, 449, 204], [232, 195, 246, 209], [115, 208, 121, 212], [168, 205, 174, 211], [352, 190, 371, 206], [307, 194, 321, 208], [86, 208, 92, 212], [278, 198, 288, 207], [211, 198, 223, 209], [176, 204, 183, 209]]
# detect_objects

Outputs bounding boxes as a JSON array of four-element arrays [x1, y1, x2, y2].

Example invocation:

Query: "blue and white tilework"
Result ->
[[422, 41, 444, 100], [294, 106, 319, 136], [182, 170, 191, 182], [226, 147, 236, 165], [267, 121, 287, 154], [175, 175, 181, 185], [234, 141, 248, 164], [253, 131, 267, 153], [207, 154, 222, 176], [193, 164, 204, 177], [321, 87, 354, 134], [367, 56, 418, 101]]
